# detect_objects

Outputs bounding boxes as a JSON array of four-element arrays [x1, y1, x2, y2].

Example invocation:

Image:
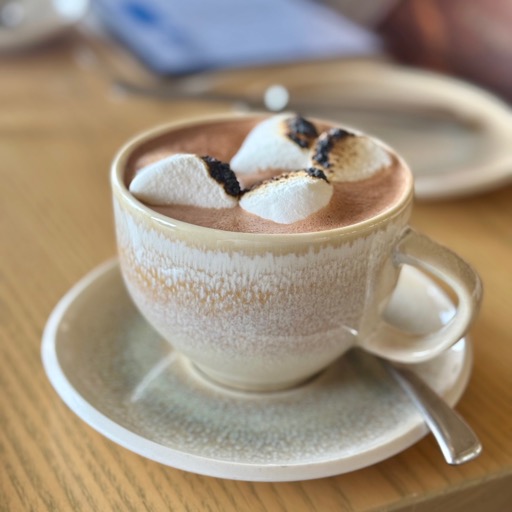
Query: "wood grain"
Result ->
[[1, 34, 511, 512]]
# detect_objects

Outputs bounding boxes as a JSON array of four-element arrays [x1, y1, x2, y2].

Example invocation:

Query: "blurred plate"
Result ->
[[0, 0, 88, 50], [212, 59, 512, 199]]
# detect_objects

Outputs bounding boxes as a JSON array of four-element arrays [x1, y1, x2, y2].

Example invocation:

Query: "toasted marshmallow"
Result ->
[[310, 128, 392, 182], [240, 169, 333, 224], [129, 154, 240, 208], [230, 114, 318, 175]]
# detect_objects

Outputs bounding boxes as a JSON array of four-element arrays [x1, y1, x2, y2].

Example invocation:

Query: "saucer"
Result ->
[[42, 260, 472, 481]]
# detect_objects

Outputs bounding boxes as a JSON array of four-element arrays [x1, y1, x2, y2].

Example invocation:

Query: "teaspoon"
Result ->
[[383, 360, 482, 464]]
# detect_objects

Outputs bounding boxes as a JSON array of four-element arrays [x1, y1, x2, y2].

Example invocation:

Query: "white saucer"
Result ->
[[42, 260, 472, 481]]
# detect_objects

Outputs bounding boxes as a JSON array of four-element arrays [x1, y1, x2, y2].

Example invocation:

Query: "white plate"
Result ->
[[218, 59, 512, 199], [42, 260, 472, 481]]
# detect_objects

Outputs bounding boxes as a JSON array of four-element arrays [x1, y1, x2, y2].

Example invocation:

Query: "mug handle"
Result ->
[[359, 228, 482, 363]]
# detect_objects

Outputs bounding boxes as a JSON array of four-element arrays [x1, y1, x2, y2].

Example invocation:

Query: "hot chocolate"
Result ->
[[125, 115, 411, 234]]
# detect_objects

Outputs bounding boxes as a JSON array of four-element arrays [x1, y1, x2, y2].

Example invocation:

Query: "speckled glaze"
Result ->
[[111, 114, 415, 391]]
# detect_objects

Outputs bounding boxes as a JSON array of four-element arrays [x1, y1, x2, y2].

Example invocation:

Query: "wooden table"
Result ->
[[1, 35, 511, 512]]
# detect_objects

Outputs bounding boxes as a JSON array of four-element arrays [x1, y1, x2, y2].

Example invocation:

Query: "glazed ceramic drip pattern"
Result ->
[[113, 198, 408, 386]]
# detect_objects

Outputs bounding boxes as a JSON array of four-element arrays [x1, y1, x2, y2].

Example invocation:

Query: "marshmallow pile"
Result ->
[[129, 114, 391, 225]]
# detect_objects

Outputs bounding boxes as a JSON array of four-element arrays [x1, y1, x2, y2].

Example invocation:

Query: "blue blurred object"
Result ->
[[92, 0, 381, 74]]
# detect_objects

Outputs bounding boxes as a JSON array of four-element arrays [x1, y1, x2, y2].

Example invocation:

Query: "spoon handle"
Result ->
[[385, 363, 482, 464]]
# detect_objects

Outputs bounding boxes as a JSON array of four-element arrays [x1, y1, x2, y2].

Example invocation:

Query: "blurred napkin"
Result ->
[[92, 0, 382, 74]]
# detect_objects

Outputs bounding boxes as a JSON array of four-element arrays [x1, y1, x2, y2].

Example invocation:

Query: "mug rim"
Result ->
[[111, 112, 415, 243]]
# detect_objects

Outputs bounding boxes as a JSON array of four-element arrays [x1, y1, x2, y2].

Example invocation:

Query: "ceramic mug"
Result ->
[[111, 114, 482, 391]]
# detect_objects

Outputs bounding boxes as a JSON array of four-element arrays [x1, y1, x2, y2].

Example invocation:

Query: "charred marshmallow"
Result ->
[[129, 154, 240, 208], [230, 114, 318, 175], [310, 128, 391, 182], [240, 168, 333, 224]]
